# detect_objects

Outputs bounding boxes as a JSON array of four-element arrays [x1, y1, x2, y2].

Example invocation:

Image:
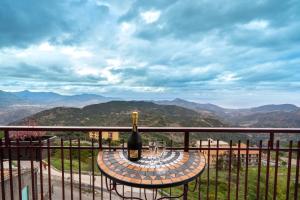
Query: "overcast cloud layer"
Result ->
[[0, 0, 300, 107]]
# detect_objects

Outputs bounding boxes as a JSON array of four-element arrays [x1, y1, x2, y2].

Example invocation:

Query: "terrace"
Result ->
[[0, 126, 299, 200]]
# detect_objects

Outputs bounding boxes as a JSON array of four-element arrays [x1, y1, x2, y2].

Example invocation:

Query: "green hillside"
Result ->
[[15, 101, 249, 143]]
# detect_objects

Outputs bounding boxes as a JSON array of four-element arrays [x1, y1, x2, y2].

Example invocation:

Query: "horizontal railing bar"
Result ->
[[1, 126, 300, 133], [1, 146, 300, 151]]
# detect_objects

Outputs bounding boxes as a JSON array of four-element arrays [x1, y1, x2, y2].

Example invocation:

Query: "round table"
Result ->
[[97, 150, 205, 199]]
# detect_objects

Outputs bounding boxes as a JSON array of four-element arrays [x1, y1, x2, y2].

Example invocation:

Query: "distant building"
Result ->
[[197, 138, 229, 166], [89, 131, 119, 141], [197, 139, 259, 166], [0, 169, 38, 200], [233, 143, 259, 166]]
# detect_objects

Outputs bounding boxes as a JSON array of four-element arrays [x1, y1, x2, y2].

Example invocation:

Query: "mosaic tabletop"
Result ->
[[97, 150, 206, 188]]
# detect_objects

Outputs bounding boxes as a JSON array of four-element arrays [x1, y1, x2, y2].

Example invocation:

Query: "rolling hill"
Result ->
[[156, 98, 300, 127], [235, 110, 300, 128], [0, 105, 45, 125], [156, 99, 300, 141], [155, 98, 228, 117], [0, 90, 120, 125], [14, 101, 249, 143]]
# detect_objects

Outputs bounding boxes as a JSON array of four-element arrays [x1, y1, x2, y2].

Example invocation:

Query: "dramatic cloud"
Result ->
[[140, 10, 161, 24], [0, 0, 300, 107]]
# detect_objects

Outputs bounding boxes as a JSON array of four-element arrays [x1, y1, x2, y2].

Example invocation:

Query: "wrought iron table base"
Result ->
[[105, 176, 200, 200]]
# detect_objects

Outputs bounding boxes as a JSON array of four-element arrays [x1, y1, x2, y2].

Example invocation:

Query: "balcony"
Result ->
[[0, 126, 299, 200]]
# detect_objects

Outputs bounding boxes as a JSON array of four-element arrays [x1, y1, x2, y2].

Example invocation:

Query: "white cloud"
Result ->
[[118, 85, 166, 93], [38, 42, 55, 51], [1, 42, 94, 63], [61, 46, 93, 59], [239, 20, 269, 30], [106, 58, 123, 68], [74, 64, 122, 85], [216, 72, 240, 82], [140, 10, 161, 24], [75, 65, 100, 76], [120, 22, 135, 33], [99, 67, 121, 84], [190, 64, 221, 74]]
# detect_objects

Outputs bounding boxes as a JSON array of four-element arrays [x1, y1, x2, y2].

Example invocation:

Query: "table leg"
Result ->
[[183, 184, 188, 200]]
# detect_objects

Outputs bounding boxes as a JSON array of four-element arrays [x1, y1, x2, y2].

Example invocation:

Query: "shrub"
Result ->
[[10, 119, 46, 140]]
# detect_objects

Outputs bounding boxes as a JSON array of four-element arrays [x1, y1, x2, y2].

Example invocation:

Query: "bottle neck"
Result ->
[[132, 124, 138, 133]]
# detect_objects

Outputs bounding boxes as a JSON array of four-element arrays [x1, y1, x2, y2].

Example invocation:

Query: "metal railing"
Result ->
[[0, 126, 299, 200]]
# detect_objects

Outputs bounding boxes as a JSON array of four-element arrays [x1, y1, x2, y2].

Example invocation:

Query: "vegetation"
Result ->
[[50, 140, 98, 172], [49, 143, 298, 200], [9, 120, 46, 140], [163, 166, 298, 200], [47, 137, 299, 200], [16, 101, 249, 143]]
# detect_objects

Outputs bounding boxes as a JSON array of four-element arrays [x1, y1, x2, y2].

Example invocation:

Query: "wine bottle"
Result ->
[[127, 112, 142, 161]]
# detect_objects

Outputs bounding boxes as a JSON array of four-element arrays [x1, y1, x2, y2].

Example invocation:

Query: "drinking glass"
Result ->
[[157, 140, 166, 163], [148, 140, 157, 165]]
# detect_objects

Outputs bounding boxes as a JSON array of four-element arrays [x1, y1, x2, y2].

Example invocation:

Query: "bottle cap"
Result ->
[[132, 112, 138, 125]]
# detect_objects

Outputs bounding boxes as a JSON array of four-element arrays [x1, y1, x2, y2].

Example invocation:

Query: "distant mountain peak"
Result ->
[[173, 98, 186, 102]]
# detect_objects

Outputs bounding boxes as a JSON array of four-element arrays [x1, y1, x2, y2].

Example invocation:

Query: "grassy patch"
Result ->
[[163, 166, 298, 200], [50, 140, 101, 174]]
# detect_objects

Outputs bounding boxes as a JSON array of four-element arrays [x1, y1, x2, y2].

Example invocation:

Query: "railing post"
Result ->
[[269, 132, 274, 149], [108, 139, 111, 151], [4, 130, 9, 146], [184, 132, 189, 152], [122, 139, 124, 152], [98, 131, 102, 150], [8, 138, 14, 200], [0, 139, 5, 200], [294, 141, 300, 200]]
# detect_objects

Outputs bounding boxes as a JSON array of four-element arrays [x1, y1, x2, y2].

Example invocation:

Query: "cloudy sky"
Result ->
[[0, 0, 300, 107]]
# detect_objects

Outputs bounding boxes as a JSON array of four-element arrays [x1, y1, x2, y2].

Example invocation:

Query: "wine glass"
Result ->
[[157, 140, 166, 164], [148, 140, 157, 165]]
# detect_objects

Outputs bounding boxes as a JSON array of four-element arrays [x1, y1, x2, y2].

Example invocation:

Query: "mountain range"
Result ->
[[1, 90, 300, 131], [0, 90, 119, 124], [156, 98, 300, 127], [14, 101, 251, 143], [0, 90, 119, 107]]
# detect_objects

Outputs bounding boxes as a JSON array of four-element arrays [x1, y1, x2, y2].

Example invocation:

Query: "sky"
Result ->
[[0, 0, 300, 108]]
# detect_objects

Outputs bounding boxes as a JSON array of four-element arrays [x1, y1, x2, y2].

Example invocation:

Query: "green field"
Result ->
[[162, 166, 299, 200], [50, 140, 101, 173]]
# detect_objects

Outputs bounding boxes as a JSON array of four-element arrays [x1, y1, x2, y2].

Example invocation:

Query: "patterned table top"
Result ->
[[97, 150, 206, 188]]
